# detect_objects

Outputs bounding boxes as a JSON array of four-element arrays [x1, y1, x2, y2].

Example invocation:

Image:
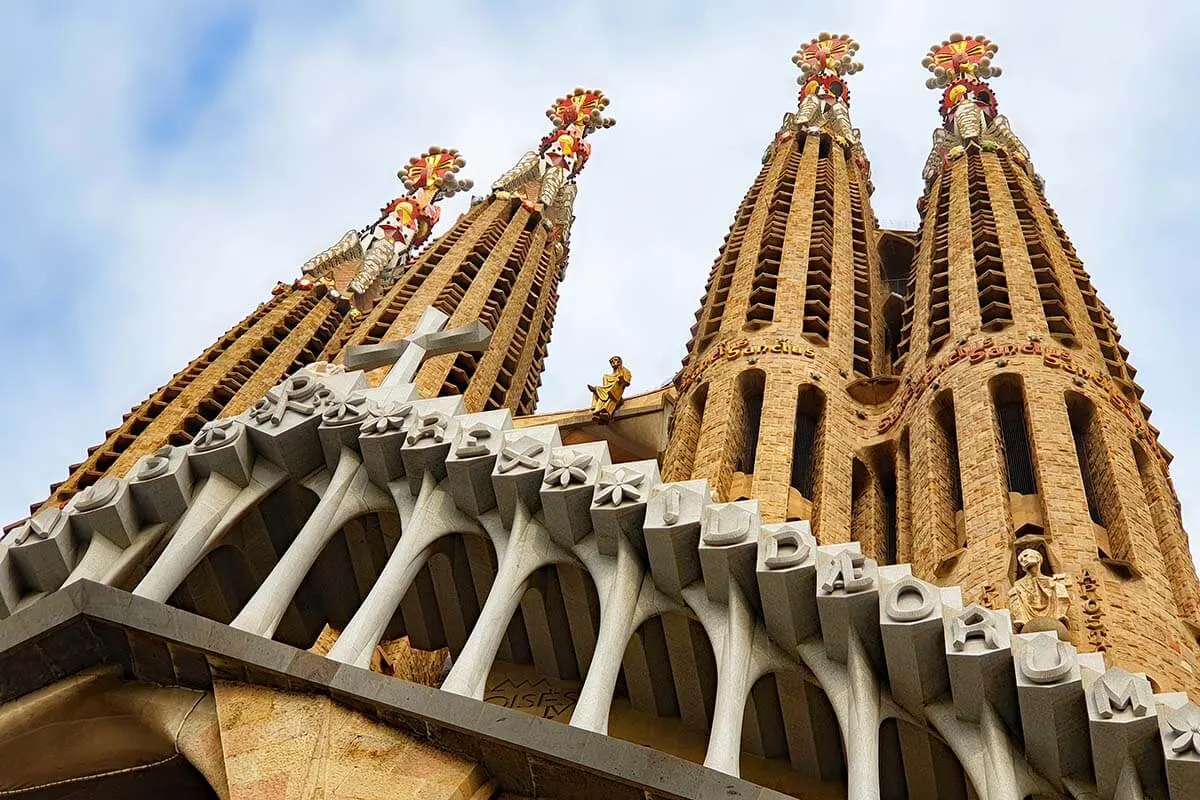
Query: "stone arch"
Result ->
[[877, 715, 970, 799], [0, 667, 227, 799], [607, 611, 717, 752], [168, 478, 318, 628], [739, 669, 845, 796], [482, 561, 601, 719], [275, 509, 402, 650]]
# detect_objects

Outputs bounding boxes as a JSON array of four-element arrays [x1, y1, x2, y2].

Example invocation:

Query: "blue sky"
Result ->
[[2, 0, 1200, 569]]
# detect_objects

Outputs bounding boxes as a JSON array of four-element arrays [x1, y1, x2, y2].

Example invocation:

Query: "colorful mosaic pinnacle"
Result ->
[[782, 33, 864, 158], [492, 88, 614, 223], [539, 88, 615, 181], [301, 147, 473, 305], [919, 33, 1033, 188], [922, 33, 1003, 123], [378, 147, 472, 246]]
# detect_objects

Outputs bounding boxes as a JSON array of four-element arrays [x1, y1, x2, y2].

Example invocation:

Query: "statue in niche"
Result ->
[[589, 355, 632, 422], [1008, 547, 1072, 639]]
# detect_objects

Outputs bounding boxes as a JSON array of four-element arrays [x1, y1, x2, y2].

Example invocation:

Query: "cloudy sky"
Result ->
[[2, 1, 1199, 565]]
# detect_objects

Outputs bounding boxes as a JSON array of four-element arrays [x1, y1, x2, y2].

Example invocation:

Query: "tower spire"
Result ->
[[340, 89, 613, 414], [667, 36, 890, 525], [302, 147, 473, 312], [919, 33, 1033, 193]]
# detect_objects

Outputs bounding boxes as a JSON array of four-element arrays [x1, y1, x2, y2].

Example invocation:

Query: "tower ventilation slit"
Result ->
[[745, 142, 801, 328], [802, 149, 836, 344], [847, 174, 873, 376], [999, 155, 1075, 344], [691, 166, 771, 355], [1034, 183, 1136, 389], [926, 175, 953, 355], [968, 153, 1012, 331]]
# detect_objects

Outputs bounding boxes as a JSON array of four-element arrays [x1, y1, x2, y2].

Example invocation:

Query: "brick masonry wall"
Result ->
[[665, 132, 1200, 696]]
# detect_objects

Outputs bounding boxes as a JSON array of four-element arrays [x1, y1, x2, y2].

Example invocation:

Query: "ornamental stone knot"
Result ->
[[250, 375, 332, 427], [15, 507, 62, 545], [322, 393, 370, 426], [74, 475, 121, 511], [360, 401, 412, 436], [1165, 704, 1200, 756], [497, 439, 544, 474], [407, 412, 450, 446], [595, 467, 645, 506], [455, 424, 495, 458], [136, 445, 175, 481], [544, 450, 593, 488], [193, 419, 240, 452]]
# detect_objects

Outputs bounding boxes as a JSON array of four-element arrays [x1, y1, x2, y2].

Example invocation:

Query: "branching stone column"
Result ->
[[571, 460, 669, 734], [813, 542, 892, 800], [442, 425, 566, 699], [691, 500, 793, 776], [328, 408, 507, 667], [134, 456, 284, 603]]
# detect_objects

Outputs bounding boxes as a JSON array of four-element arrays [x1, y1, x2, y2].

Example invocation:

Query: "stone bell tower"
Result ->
[[664, 34, 890, 535], [339, 89, 614, 416], [889, 33, 1200, 693]]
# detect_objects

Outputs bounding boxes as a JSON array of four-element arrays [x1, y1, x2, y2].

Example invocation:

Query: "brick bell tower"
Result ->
[[664, 34, 891, 534], [15, 148, 479, 521], [338, 89, 614, 416], [889, 33, 1200, 693]]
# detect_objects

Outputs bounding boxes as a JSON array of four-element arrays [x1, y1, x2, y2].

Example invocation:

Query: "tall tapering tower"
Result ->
[[13, 149, 478, 520], [18, 280, 358, 519], [340, 89, 614, 415], [664, 34, 890, 534], [887, 33, 1200, 693]]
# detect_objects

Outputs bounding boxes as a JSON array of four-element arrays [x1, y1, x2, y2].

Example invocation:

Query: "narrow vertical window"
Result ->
[[1068, 399, 1104, 526], [670, 383, 708, 481], [790, 387, 824, 498], [993, 378, 1037, 495], [737, 371, 766, 475]]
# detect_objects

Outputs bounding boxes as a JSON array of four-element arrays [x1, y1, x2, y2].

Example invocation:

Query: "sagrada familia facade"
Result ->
[[2, 32, 1199, 800]]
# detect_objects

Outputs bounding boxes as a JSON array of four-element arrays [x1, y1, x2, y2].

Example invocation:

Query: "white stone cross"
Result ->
[[344, 307, 492, 388]]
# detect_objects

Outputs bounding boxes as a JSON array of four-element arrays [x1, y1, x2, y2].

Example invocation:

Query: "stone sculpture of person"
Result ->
[[589, 356, 631, 422], [1008, 548, 1071, 639]]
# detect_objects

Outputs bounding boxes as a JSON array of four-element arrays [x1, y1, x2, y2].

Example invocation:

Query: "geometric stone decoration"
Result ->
[[1011, 632, 1093, 789], [356, 395, 417, 488], [444, 409, 513, 517], [246, 371, 365, 478], [756, 520, 819, 650], [589, 459, 660, 557], [815, 542, 882, 665], [8, 505, 76, 593], [491, 424, 561, 526], [698, 500, 760, 604], [540, 441, 610, 547], [188, 418, 255, 487], [879, 572, 955, 717], [943, 604, 1017, 727], [642, 479, 710, 601], [1084, 665, 1162, 800], [69, 475, 139, 548], [399, 396, 468, 495], [1159, 694, 1200, 798], [129, 444, 194, 526]]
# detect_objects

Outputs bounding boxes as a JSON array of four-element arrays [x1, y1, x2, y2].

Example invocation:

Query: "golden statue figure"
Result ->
[[1008, 548, 1071, 639], [589, 356, 631, 422]]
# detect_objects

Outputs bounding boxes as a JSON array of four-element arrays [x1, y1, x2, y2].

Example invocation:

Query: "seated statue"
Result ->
[[589, 356, 631, 422], [1008, 548, 1071, 639]]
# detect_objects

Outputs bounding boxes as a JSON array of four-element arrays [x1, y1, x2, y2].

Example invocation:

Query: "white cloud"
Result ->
[[3, 0, 1200, 573]]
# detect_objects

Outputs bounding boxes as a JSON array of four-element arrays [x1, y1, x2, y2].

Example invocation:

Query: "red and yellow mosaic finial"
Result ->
[[922, 33, 1001, 89], [793, 33, 863, 80], [493, 88, 614, 224]]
